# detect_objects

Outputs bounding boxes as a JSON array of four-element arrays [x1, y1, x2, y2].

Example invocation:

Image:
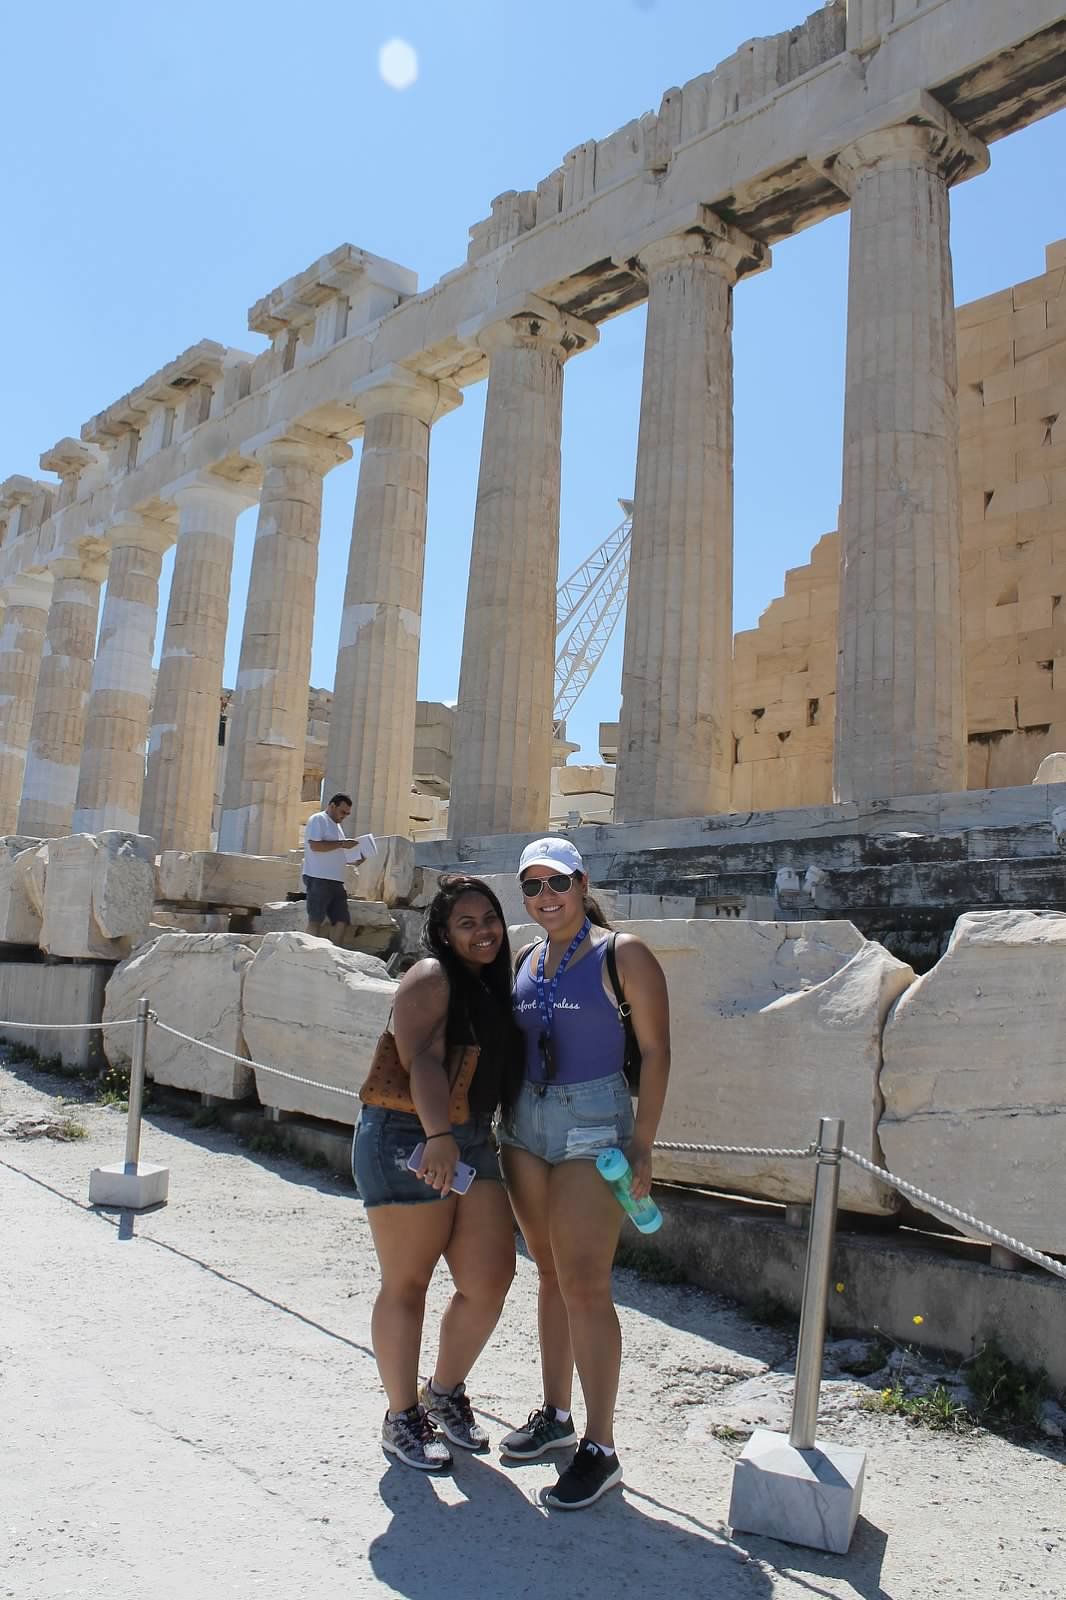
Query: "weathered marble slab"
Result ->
[[880, 910, 1066, 1254]]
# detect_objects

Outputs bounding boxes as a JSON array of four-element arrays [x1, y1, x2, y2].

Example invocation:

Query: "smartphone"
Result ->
[[407, 1142, 477, 1195]]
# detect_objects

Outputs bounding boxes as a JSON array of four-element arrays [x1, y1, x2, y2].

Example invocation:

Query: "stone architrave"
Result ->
[[103, 931, 258, 1098], [0, 573, 52, 834], [156, 849, 301, 910], [819, 95, 989, 803], [324, 367, 460, 836], [17, 550, 108, 838], [219, 428, 352, 857], [241, 932, 397, 1122], [880, 910, 1066, 1255], [38, 831, 156, 960], [73, 515, 173, 835], [449, 303, 596, 839], [615, 217, 768, 825], [141, 475, 259, 854]]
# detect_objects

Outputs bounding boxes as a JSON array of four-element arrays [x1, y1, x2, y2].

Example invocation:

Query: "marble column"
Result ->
[[140, 476, 257, 853], [219, 429, 351, 856], [0, 573, 53, 834], [325, 367, 459, 835], [827, 102, 988, 802], [614, 219, 767, 824], [449, 305, 595, 839], [73, 516, 172, 835], [17, 551, 108, 838]]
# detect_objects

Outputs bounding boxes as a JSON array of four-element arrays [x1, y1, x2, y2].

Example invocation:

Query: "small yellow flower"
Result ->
[[880, 1388, 892, 1401], [835, 1282, 845, 1293], [912, 1315, 924, 1326]]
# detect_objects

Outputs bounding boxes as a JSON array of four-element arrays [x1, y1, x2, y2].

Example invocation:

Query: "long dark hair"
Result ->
[[422, 874, 524, 1111], [583, 881, 612, 929]]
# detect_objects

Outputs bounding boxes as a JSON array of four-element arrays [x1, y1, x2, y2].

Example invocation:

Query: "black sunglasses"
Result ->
[[521, 872, 578, 897]]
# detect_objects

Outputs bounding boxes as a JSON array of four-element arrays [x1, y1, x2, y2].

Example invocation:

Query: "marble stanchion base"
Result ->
[[729, 1427, 866, 1554], [88, 1161, 170, 1209]]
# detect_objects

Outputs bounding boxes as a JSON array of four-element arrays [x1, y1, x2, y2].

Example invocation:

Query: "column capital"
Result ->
[[163, 469, 261, 518], [616, 205, 769, 284], [460, 294, 598, 361], [106, 511, 175, 557], [49, 546, 110, 586], [0, 570, 53, 610], [351, 364, 462, 427], [241, 422, 353, 475], [811, 89, 989, 195]]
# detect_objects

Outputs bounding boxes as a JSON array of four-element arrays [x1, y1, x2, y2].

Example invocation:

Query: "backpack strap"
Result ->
[[513, 939, 542, 978], [605, 932, 632, 1021]]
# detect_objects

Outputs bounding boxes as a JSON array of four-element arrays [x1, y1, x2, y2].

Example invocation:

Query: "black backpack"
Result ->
[[514, 933, 641, 1095]]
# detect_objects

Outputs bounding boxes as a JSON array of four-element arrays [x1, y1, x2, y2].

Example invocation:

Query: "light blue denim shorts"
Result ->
[[497, 1071, 634, 1167]]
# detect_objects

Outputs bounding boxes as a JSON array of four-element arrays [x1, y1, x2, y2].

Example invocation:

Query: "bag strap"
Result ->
[[513, 939, 543, 978], [605, 932, 634, 1027]]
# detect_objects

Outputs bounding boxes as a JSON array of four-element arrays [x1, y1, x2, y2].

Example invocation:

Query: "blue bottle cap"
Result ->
[[596, 1147, 627, 1182]]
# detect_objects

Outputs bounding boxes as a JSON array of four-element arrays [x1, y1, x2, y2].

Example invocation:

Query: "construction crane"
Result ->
[[554, 499, 632, 737]]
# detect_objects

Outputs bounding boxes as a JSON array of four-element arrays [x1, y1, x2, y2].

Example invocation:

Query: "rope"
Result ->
[[841, 1146, 1066, 1283], [0, 1018, 138, 1031], [152, 1020, 362, 1100], [653, 1139, 816, 1161]]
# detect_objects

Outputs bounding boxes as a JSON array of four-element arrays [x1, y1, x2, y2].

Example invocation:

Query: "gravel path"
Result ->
[[1, 1060, 1063, 1600]]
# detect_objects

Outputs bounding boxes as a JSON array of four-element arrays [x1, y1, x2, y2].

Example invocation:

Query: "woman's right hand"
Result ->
[[417, 1134, 459, 1196]]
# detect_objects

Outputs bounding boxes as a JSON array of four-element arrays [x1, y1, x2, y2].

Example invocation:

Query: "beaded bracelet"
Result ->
[[423, 1131, 453, 1143]]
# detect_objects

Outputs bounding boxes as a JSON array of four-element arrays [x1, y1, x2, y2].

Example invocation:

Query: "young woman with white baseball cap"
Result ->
[[497, 836, 671, 1509]]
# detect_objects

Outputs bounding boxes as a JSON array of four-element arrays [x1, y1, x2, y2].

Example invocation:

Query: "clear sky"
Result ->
[[3, 1, 1065, 764]]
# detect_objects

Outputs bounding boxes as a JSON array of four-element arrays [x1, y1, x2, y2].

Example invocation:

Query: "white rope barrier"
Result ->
[[4, 1006, 1064, 1285]]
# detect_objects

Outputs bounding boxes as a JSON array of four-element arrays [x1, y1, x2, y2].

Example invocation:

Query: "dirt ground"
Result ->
[[1, 1057, 1064, 1600]]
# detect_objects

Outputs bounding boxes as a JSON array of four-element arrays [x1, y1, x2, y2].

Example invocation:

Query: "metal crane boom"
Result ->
[[554, 499, 632, 731]]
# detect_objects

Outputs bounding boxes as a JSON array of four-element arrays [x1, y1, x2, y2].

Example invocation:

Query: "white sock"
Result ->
[[551, 1406, 571, 1423], [590, 1439, 615, 1456], [430, 1379, 456, 1397]]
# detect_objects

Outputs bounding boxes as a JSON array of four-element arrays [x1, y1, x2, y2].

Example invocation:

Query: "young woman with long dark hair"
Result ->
[[353, 875, 523, 1471], [498, 838, 671, 1509]]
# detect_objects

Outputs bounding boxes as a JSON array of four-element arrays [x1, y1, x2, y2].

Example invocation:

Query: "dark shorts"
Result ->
[[352, 1107, 501, 1208], [303, 875, 350, 926]]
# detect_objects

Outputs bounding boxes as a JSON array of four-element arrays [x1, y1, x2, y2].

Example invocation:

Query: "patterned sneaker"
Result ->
[[544, 1440, 623, 1510], [381, 1405, 453, 1471], [418, 1380, 489, 1452], [499, 1405, 578, 1461]]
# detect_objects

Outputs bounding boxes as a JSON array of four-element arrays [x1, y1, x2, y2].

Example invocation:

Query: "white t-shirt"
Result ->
[[303, 811, 352, 882]]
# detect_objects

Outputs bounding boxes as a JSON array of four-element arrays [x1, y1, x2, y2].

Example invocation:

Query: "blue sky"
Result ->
[[3, 1, 1065, 763]]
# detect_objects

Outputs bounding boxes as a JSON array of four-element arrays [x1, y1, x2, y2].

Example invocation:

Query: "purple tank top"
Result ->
[[514, 937, 626, 1086]]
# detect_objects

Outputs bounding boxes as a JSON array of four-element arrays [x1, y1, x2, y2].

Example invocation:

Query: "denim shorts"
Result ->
[[303, 875, 350, 925], [497, 1072, 634, 1167], [352, 1106, 501, 1207]]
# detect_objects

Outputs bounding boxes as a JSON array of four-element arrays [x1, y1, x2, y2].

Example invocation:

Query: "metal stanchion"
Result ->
[[88, 997, 170, 1210], [123, 997, 150, 1173], [790, 1115, 844, 1451], [729, 1114, 865, 1555]]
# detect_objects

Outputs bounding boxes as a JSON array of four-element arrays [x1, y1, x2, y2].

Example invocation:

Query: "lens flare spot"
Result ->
[[379, 38, 419, 91]]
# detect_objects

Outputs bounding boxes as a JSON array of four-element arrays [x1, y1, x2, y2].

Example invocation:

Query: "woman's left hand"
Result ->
[[626, 1136, 653, 1200]]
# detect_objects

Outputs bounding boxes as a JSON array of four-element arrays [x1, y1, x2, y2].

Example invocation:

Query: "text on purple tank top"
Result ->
[[514, 938, 626, 1085]]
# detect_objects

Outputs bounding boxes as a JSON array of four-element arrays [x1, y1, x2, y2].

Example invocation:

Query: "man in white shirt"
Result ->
[[302, 793, 364, 938]]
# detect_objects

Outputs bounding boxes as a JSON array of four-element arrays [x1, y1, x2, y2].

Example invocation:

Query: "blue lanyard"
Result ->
[[534, 919, 590, 1036]]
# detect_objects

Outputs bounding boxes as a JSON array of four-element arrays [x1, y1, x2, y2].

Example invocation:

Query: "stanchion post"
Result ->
[[88, 1000, 170, 1211], [790, 1115, 844, 1450], [123, 997, 150, 1173], [729, 1114, 865, 1555]]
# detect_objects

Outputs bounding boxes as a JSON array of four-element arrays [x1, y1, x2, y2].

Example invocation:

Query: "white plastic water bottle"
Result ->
[[596, 1147, 662, 1234]]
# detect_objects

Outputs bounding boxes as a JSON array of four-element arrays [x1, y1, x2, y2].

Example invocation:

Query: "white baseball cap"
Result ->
[[517, 836, 585, 878]]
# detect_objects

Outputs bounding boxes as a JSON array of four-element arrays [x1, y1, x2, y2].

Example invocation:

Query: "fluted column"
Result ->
[[219, 429, 351, 856], [615, 218, 767, 824], [826, 101, 988, 801], [0, 573, 53, 833], [325, 367, 460, 835], [73, 516, 172, 834], [17, 551, 108, 837], [449, 304, 596, 838], [140, 476, 258, 853]]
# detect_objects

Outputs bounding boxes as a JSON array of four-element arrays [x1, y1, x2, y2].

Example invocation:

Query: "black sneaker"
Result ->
[[499, 1405, 578, 1461], [544, 1440, 622, 1510], [381, 1405, 452, 1471]]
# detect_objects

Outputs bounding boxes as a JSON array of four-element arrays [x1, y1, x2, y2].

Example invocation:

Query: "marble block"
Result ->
[[88, 1161, 170, 1210], [729, 1428, 866, 1554]]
